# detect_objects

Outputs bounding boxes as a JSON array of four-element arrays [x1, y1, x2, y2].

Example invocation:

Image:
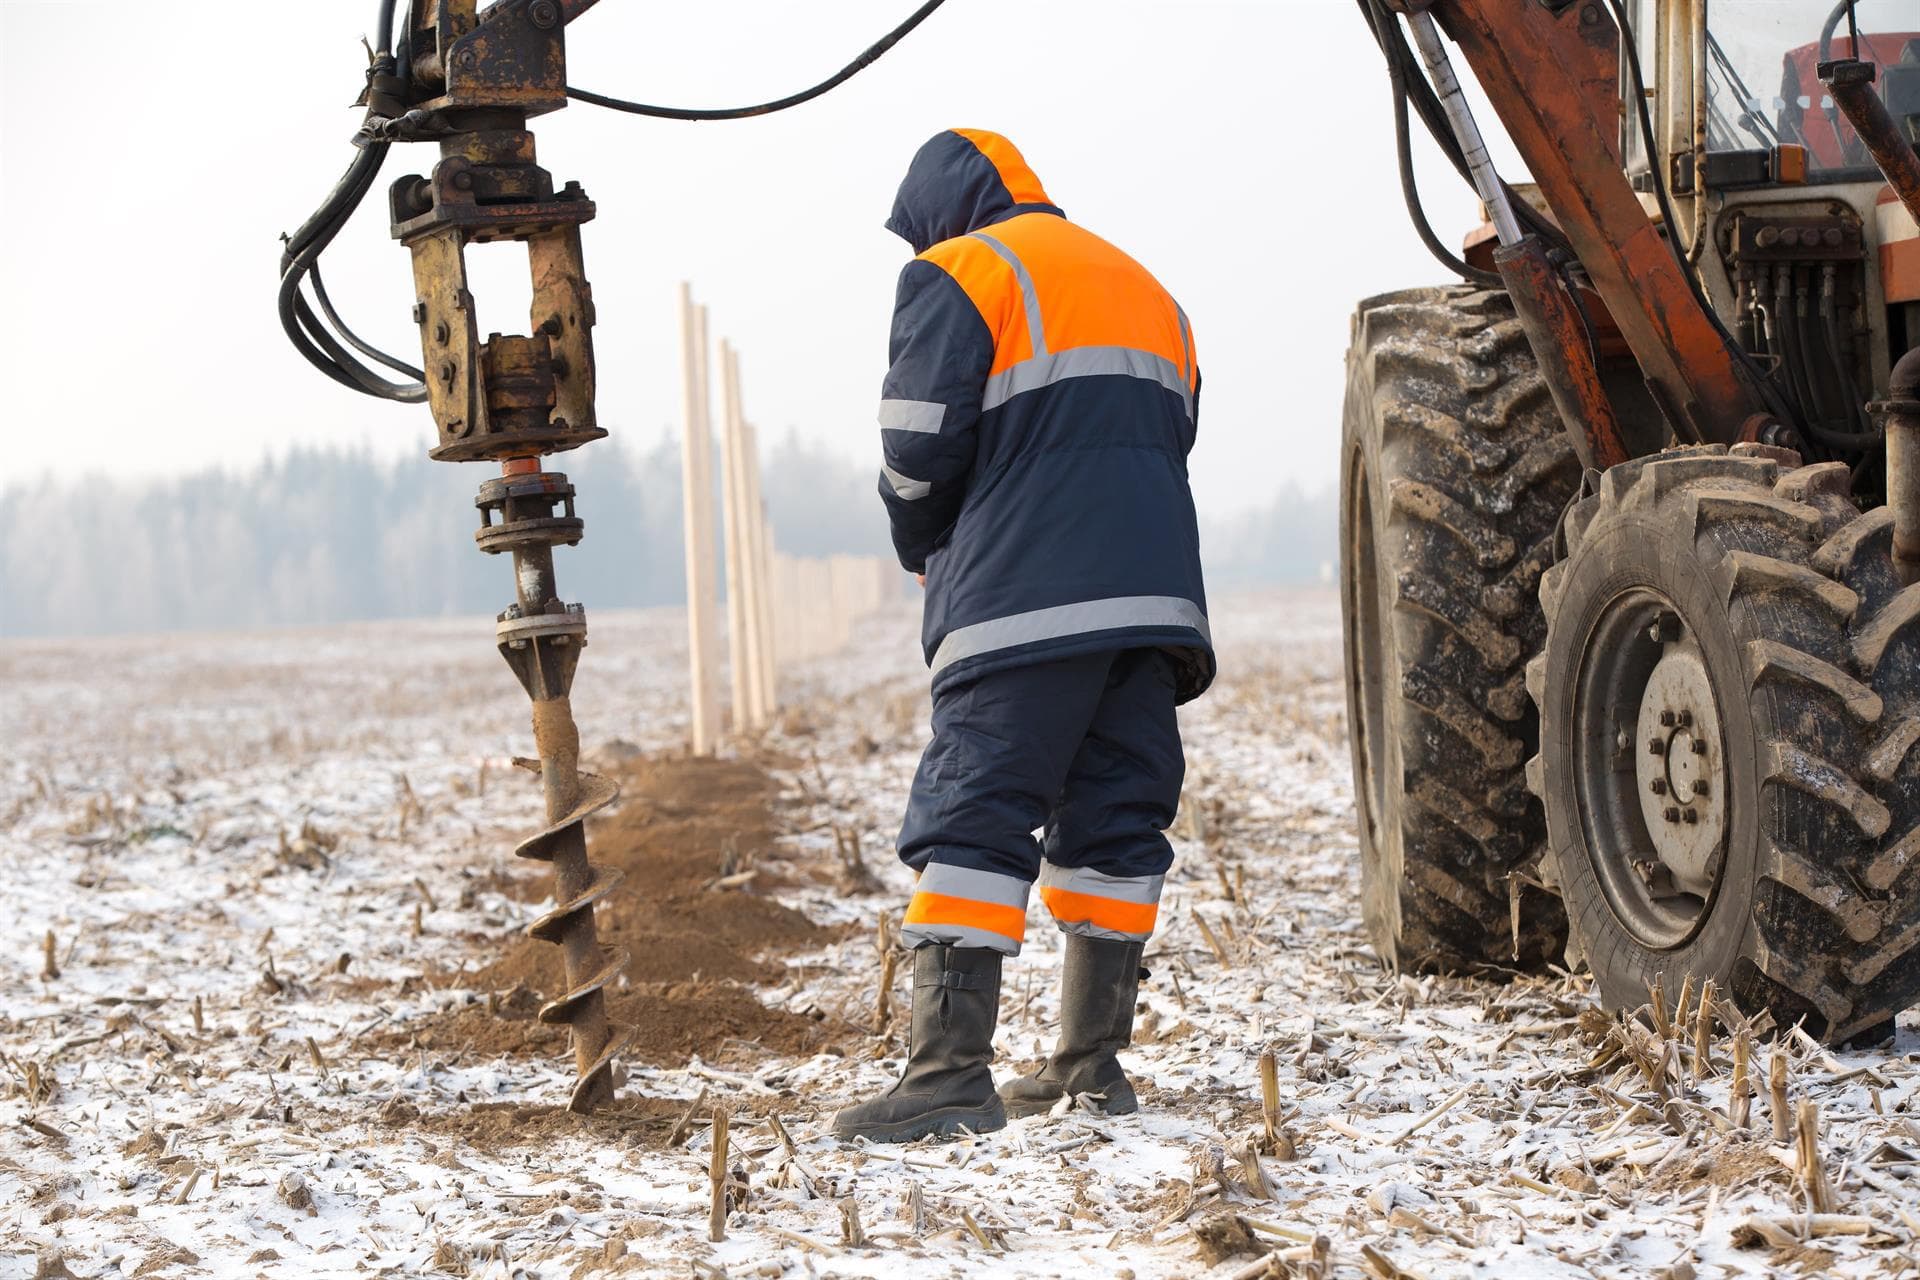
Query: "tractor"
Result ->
[[1342, 0, 1920, 1044]]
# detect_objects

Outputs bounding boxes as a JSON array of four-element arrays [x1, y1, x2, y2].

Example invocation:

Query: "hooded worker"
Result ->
[[831, 129, 1212, 1143]]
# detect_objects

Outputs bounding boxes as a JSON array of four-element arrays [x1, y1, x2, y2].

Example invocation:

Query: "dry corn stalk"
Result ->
[[1796, 1098, 1836, 1214]]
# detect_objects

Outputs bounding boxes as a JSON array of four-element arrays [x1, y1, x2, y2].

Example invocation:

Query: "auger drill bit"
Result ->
[[373, 33, 630, 1105], [479, 466, 633, 1112]]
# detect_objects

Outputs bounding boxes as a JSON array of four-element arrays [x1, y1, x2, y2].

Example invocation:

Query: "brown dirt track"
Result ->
[[374, 754, 855, 1070]]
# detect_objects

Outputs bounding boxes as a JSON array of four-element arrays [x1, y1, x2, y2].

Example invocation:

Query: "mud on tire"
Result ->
[[1530, 445, 1920, 1043], [1340, 286, 1579, 971]]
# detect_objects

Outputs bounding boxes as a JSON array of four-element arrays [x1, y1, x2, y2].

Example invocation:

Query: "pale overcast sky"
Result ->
[[0, 0, 1515, 515]]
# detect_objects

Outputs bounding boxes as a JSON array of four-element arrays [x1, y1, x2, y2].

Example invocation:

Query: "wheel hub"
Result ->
[[1634, 631, 1726, 896]]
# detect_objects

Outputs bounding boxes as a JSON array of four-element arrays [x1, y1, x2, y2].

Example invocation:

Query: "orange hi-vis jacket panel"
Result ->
[[921, 212, 1197, 391]]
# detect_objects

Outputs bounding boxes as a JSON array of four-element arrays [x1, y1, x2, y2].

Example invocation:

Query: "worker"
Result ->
[[831, 129, 1212, 1144]]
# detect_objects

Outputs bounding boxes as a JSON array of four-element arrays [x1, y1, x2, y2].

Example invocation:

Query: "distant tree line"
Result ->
[[0, 434, 1335, 637]]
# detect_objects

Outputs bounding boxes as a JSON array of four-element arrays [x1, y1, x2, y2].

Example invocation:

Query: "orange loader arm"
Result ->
[[1423, 0, 1767, 447]]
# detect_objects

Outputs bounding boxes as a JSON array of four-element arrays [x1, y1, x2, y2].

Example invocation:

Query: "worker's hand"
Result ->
[[916, 573, 927, 588]]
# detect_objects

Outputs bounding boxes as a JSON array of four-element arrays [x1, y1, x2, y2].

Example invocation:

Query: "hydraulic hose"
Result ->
[[566, 0, 947, 120]]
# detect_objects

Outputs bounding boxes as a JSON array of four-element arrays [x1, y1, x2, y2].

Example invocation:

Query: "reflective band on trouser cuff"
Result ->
[[969, 231, 1047, 357], [882, 463, 931, 500], [931, 595, 1210, 675], [980, 346, 1193, 418], [1038, 864, 1163, 941], [901, 863, 1033, 955], [878, 398, 945, 434]]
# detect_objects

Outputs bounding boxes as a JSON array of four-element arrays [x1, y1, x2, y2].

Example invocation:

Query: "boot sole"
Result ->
[[1000, 1088, 1138, 1119], [832, 1101, 1007, 1144]]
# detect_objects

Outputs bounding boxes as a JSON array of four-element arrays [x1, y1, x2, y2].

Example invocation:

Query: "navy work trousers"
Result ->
[[897, 648, 1184, 954]]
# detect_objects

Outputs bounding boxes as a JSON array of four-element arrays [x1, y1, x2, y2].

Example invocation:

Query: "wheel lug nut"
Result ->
[[1659, 710, 1677, 727], [1692, 779, 1709, 796], [1664, 806, 1682, 822], [1677, 709, 1693, 728], [1648, 737, 1666, 755], [1682, 809, 1699, 824], [1691, 738, 1707, 755], [1650, 778, 1668, 795]]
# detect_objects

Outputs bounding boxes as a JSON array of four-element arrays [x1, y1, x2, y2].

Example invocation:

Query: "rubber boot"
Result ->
[[999, 933, 1144, 1117], [830, 945, 1007, 1143]]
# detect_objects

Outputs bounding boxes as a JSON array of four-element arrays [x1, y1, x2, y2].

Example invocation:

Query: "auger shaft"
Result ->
[[483, 467, 631, 1112]]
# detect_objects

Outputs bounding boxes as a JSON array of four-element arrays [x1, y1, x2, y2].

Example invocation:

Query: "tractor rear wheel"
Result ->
[[1340, 286, 1579, 971], [1530, 445, 1920, 1043]]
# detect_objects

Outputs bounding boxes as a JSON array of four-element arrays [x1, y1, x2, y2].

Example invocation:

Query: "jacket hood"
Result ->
[[885, 129, 1063, 255]]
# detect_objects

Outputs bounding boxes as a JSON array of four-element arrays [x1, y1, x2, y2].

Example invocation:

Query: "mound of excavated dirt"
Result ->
[[378, 755, 853, 1069]]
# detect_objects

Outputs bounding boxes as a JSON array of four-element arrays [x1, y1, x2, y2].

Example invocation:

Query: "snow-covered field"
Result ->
[[5, 589, 1920, 1280]]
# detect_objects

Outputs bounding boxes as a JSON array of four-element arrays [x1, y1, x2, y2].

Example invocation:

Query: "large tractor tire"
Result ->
[[1341, 286, 1580, 971], [1529, 445, 1920, 1044]]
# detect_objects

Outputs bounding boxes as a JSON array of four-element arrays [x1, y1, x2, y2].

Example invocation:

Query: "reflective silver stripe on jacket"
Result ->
[[981, 345, 1194, 417], [914, 863, 1032, 908], [1038, 862, 1165, 905], [878, 398, 945, 434], [1176, 306, 1194, 384], [969, 230, 1047, 357], [931, 595, 1210, 675], [881, 463, 930, 500]]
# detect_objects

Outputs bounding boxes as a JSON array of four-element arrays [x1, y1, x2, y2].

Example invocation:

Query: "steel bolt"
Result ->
[[1648, 737, 1666, 755], [530, 0, 560, 27], [1683, 809, 1699, 825], [1693, 779, 1709, 796], [1650, 778, 1668, 795], [457, 48, 479, 70], [1659, 710, 1677, 727], [1691, 738, 1707, 755], [1677, 709, 1693, 728], [454, 171, 474, 191], [1617, 729, 1631, 752], [1649, 613, 1681, 643], [434, 321, 450, 344], [1664, 806, 1682, 823]]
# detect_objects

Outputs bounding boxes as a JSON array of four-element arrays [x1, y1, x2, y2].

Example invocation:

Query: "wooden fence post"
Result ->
[[744, 423, 777, 721], [718, 341, 752, 732], [677, 287, 721, 756]]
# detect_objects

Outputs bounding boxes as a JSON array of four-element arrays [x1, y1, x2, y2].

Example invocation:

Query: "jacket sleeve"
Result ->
[[875, 258, 995, 574]]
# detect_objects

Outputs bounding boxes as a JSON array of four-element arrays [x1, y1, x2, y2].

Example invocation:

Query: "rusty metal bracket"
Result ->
[[391, 127, 602, 462]]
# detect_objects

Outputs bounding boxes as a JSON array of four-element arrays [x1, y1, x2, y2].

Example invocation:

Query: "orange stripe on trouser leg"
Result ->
[[904, 891, 1028, 946], [1038, 886, 1158, 937]]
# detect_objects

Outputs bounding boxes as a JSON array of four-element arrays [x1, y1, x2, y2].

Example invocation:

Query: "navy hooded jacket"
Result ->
[[876, 129, 1213, 702]]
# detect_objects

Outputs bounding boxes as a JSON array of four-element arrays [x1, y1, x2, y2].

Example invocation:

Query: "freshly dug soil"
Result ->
[[379, 755, 852, 1069], [373, 1096, 686, 1149]]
